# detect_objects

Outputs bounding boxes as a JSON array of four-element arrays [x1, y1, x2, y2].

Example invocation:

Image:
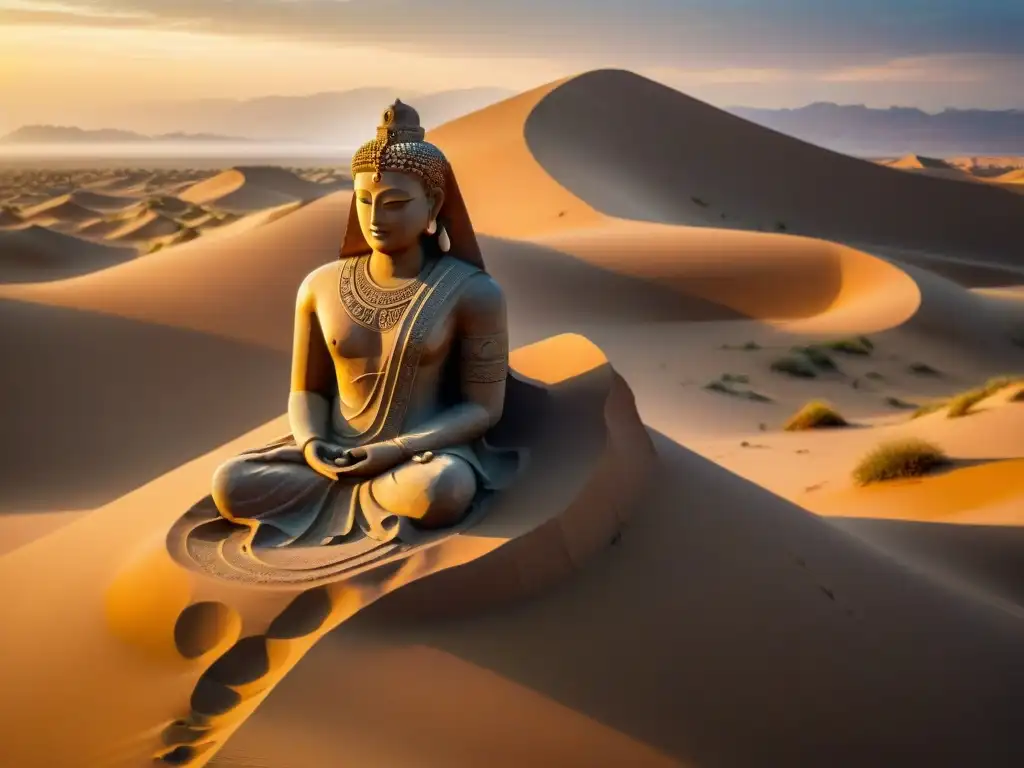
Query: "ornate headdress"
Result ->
[[350, 100, 447, 193], [341, 99, 485, 270]]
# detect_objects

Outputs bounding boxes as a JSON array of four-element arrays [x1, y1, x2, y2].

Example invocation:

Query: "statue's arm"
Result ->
[[287, 273, 334, 449], [391, 274, 507, 455]]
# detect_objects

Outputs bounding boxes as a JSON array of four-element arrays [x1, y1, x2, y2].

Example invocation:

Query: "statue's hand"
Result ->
[[336, 440, 408, 478], [302, 439, 353, 480]]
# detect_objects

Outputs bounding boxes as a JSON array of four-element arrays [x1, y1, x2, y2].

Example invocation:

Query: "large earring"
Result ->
[[438, 224, 450, 253], [425, 219, 437, 235]]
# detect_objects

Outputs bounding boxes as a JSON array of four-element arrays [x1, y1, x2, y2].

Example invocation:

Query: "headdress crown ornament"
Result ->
[[351, 99, 448, 190]]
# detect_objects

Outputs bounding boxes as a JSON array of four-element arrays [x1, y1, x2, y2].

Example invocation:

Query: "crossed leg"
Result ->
[[370, 453, 478, 529]]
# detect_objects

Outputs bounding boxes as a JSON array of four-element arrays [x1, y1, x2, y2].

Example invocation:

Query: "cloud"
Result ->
[[1, 0, 1021, 72]]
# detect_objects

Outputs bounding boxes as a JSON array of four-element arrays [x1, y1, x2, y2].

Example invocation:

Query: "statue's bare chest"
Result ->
[[312, 261, 455, 367]]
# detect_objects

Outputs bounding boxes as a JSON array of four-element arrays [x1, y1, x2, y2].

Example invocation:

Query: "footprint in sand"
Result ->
[[156, 587, 334, 764]]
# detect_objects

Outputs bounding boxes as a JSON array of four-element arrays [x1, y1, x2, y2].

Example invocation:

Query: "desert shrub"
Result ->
[[704, 376, 771, 402], [884, 396, 915, 409], [823, 336, 873, 355], [704, 380, 731, 395], [721, 341, 761, 351], [783, 400, 848, 431], [852, 439, 949, 485], [691, 196, 709, 207], [864, 371, 885, 381], [721, 373, 750, 384], [775, 221, 787, 231], [771, 355, 818, 378], [792, 345, 838, 371], [908, 362, 939, 376]]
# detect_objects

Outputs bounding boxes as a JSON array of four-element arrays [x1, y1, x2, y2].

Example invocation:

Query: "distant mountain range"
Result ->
[[6, 87, 518, 147], [9, 92, 1022, 157], [727, 103, 1024, 156], [0, 126, 249, 143]]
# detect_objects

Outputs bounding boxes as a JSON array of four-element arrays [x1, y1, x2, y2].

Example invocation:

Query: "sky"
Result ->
[[1, 0, 1022, 132]]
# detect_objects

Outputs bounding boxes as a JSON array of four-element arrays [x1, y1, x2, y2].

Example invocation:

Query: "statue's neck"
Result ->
[[369, 241, 426, 286]]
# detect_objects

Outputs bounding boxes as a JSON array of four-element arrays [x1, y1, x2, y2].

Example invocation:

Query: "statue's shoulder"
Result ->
[[297, 261, 341, 303], [451, 265, 505, 319]]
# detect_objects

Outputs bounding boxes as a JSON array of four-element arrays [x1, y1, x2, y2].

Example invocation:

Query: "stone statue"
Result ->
[[210, 100, 520, 551]]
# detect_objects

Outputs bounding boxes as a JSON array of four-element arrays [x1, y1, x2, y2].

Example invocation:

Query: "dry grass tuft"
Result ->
[[853, 438, 949, 486], [910, 399, 948, 419], [784, 400, 848, 431], [945, 375, 1022, 418]]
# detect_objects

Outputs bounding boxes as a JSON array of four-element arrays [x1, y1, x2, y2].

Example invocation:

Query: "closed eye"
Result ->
[[384, 199, 410, 208], [356, 196, 371, 205]]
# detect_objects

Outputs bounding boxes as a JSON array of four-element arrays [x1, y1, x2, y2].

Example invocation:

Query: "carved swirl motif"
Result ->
[[338, 256, 426, 332], [461, 332, 509, 384]]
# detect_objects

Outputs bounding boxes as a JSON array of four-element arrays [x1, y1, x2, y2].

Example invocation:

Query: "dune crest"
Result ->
[[179, 166, 344, 213], [506, 69, 1023, 258]]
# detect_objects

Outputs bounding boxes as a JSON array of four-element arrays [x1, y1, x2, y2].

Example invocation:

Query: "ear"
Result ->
[[427, 186, 445, 220]]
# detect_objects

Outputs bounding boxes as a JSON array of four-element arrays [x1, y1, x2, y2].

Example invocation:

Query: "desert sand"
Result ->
[[1, 69, 1023, 767]]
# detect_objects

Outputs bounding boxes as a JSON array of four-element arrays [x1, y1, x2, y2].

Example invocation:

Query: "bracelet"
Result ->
[[389, 436, 415, 459]]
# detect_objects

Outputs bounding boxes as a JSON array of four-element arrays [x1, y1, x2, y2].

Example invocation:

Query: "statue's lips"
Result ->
[[368, 228, 389, 239]]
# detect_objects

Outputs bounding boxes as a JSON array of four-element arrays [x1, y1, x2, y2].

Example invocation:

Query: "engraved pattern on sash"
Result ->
[[374, 259, 479, 442]]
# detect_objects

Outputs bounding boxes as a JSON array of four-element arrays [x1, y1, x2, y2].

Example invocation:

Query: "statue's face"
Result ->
[[354, 170, 443, 256]]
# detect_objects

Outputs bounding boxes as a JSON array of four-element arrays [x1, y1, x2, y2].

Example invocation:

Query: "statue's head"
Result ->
[[349, 100, 448, 257], [342, 101, 485, 269]]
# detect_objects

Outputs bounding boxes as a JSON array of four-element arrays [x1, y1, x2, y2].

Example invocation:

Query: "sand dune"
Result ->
[[179, 166, 340, 213], [0, 192, 347, 347], [86, 171, 157, 192], [0, 168, 336, 280], [884, 153, 965, 173], [213, 432, 1024, 768], [433, 70, 1024, 260], [19, 195, 101, 224], [106, 209, 185, 241], [996, 168, 1024, 183], [1, 67, 1023, 768], [69, 189, 140, 212], [0, 208, 23, 228], [0, 225, 134, 282]]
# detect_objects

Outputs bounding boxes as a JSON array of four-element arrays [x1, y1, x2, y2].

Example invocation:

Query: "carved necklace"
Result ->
[[338, 254, 430, 332]]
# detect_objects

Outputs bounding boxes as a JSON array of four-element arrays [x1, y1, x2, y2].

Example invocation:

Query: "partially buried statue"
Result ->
[[210, 100, 521, 550]]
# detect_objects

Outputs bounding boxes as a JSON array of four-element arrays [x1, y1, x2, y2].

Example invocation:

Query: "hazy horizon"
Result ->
[[2, 0, 1022, 136]]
